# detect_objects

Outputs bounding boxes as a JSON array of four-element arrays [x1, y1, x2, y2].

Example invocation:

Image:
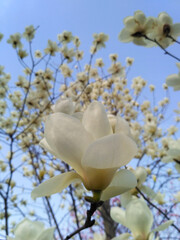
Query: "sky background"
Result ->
[[0, 0, 180, 237], [0, 0, 180, 109]]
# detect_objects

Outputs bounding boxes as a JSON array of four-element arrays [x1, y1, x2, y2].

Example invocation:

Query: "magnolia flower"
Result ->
[[32, 100, 137, 201], [7, 33, 23, 49], [162, 144, 180, 173], [111, 198, 173, 240], [149, 12, 180, 48], [57, 31, 74, 44], [44, 40, 59, 56], [119, 11, 155, 47], [92, 33, 109, 50], [166, 63, 180, 91], [23, 25, 36, 41], [7, 218, 55, 240], [120, 167, 156, 208]]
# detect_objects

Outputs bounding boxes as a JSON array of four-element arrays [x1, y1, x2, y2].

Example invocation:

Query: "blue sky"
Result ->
[[0, 0, 179, 111]]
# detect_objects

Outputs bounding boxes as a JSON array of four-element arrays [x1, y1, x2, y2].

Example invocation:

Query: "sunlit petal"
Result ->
[[101, 170, 137, 201], [31, 172, 82, 198], [82, 133, 137, 169], [82, 101, 112, 139]]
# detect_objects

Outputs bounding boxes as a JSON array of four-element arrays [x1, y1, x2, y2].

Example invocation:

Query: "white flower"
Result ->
[[7, 33, 23, 49], [57, 31, 73, 44], [23, 25, 36, 41], [108, 62, 125, 77], [44, 40, 59, 56], [111, 198, 173, 240], [149, 12, 180, 48], [32, 100, 137, 201], [166, 63, 180, 91], [119, 11, 155, 47], [162, 144, 180, 173], [92, 33, 109, 50], [7, 218, 55, 240]]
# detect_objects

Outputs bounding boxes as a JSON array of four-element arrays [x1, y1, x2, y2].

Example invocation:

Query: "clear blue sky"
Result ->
[[0, 0, 179, 112]]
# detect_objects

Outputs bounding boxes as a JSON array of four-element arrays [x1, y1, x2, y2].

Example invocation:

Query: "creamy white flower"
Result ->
[[166, 63, 180, 91], [44, 40, 59, 56], [32, 101, 137, 200], [57, 31, 73, 44], [7, 218, 55, 240], [119, 11, 155, 47], [148, 12, 180, 48], [111, 198, 173, 240]]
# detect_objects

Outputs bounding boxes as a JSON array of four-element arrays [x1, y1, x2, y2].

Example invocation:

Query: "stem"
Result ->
[[65, 201, 104, 240]]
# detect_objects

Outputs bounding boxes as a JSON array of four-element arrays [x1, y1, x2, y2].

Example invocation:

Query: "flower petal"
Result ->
[[31, 172, 82, 198], [118, 28, 132, 42], [166, 74, 180, 86], [141, 185, 156, 199], [51, 98, 75, 114], [111, 233, 131, 240], [134, 11, 146, 25], [126, 199, 153, 239], [14, 218, 44, 240], [37, 227, 55, 240], [172, 23, 180, 37], [82, 101, 112, 139], [40, 138, 57, 156], [110, 207, 126, 226], [152, 220, 173, 232], [44, 112, 93, 175], [82, 167, 117, 191], [82, 133, 137, 169], [101, 170, 137, 201]]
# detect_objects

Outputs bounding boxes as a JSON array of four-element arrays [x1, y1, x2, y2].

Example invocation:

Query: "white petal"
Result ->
[[101, 170, 137, 201], [14, 219, 44, 240], [133, 167, 147, 186], [166, 74, 180, 86], [152, 220, 173, 232], [134, 11, 146, 25], [44, 112, 93, 175], [37, 227, 55, 240], [120, 192, 134, 208], [126, 199, 153, 239], [82, 133, 137, 169], [110, 207, 127, 226], [124, 16, 137, 30], [158, 12, 173, 25], [172, 23, 180, 37], [133, 38, 148, 46], [168, 148, 180, 157], [39, 138, 57, 156], [118, 29, 132, 42], [31, 172, 81, 198], [108, 115, 131, 136], [52, 98, 75, 114], [111, 233, 131, 240], [81, 167, 117, 191], [82, 101, 112, 139], [141, 185, 156, 199]]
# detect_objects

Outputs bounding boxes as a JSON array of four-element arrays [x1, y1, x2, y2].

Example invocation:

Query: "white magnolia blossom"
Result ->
[[161, 138, 180, 173], [7, 218, 55, 240], [118, 11, 155, 47], [32, 100, 137, 201], [149, 12, 180, 48], [166, 62, 180, 91], [111, 198, 173, 240]]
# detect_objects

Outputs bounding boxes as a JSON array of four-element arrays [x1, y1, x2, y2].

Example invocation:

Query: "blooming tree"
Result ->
[[0, 10, 180, 240]]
